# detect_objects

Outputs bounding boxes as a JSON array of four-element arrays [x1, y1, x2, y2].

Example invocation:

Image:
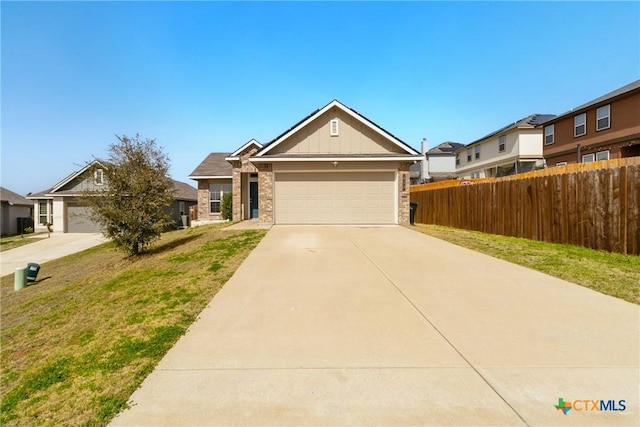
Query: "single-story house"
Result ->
[[190, 100, 422, 225], [28, 161, 197, 233], [0, 187, 34, 236]]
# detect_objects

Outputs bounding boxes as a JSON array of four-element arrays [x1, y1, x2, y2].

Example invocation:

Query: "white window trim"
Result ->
[[582, 153, 595, 163], [596, 104, 610, 131], [330, 119, 339, 136], [94, 169, 104, 185], [544, 124, 555, 145], [498, 136, 506, 152], [574, 113, 586, 137], [474, 145, 480, 160], [466, 149, 472, 162], [596, 150, 610, 161], [209, 184, 231, 214], [556, 162, 568, 166]]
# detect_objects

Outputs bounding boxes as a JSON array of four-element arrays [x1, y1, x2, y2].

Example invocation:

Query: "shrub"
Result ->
[[221, 192, 232, 221]]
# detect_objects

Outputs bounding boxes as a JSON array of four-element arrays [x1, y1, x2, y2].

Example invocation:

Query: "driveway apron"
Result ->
[[110, 225, 639, 426]]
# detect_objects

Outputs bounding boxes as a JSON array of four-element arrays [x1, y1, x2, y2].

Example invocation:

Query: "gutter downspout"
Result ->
[[576, 144, 581, 163]]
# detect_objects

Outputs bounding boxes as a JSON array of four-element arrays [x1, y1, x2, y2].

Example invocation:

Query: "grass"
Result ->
[[412, 224, 640, 305], [0, 233, 50, 252], [0, 224, 266, 426]]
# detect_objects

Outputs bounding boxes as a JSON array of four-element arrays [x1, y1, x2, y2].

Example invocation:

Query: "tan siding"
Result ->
[[270, 108, 406, 155]]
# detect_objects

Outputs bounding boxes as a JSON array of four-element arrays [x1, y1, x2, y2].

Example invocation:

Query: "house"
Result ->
[[455, 114, 556, 179], [0, 187, 33, 236], [541, 79, 640, 165], [410, 140, 464, 184], [190, 100, 422, 225], [27, 161, 197, 233]]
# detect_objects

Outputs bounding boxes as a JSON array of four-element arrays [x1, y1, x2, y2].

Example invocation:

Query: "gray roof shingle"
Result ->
[[0, 187, 32, 205], [172, 180, 197, 201], [461, 114, 557, 149], [538, 79, 640, 125], [427, 141, 464, 155], [188, 153, 232, 178]]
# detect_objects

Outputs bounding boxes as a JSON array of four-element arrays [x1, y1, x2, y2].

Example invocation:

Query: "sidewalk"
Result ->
[[0, 233, 108, 277]]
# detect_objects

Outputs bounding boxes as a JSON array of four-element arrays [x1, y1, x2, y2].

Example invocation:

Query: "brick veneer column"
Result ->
[[398, 163, 410, 224], [231, 165, 242, 221], [257, 165, 273, 223], [197, 180, 210, 219]]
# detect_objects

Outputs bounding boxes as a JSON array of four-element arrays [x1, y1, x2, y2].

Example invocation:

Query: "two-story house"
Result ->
[[410, 139, 463, 184], [541, 79, 640, 165], [455, 114, 556, 179]]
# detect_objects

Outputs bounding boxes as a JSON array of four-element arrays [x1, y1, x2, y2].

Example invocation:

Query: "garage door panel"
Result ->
[[67, 203, 102, 233], [275, 172, 395, 224]]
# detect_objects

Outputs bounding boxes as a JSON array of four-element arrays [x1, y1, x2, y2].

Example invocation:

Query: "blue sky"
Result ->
[[2, 1, 639, 196]]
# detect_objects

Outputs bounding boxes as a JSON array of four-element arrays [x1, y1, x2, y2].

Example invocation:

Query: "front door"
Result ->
[[249, 181, 259, 218]]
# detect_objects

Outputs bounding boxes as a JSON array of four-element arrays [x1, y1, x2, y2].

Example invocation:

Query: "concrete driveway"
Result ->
[[1, 233, 107, 277], [110, 225, 639, 426]]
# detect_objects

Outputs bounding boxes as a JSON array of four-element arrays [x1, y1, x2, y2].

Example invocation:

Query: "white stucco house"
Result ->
[[455, 114, 556, 179]]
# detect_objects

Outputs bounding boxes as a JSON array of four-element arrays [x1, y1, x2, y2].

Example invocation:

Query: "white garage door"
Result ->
[[67, 203, 102, 233], [274, 172, 396, 224]]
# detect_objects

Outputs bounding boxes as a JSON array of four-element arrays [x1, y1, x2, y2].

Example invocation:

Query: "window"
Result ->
[[455, 153, 460, 166], [499, 136, 506, 152], [466, 149, 472, 162], [596, 150, 610, 161], [210, 183, 232, 213], [330, 119, 339, 136], [582, 153, 595, 163], [474, 145, 480, 160], [574, 113, 586, 137], [39, 202, 48, 225], [596, 104, 610, 131], [544, 124, 554, 145], [94, 169, 104, 185]]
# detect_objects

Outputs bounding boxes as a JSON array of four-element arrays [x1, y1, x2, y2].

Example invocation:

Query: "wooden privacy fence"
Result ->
[[410, 157, 640, 255]]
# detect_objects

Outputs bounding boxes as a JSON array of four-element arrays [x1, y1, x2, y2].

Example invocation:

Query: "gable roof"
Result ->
[[226, 139, 263, 160], [188, 153, 233, 179], [458, 114, 556, 151], [539, 79, 640, 125], [172, 180, 197, 201], [427, 141, 464, 155], [254, 99, 420, 157], [1, 187, 32, 206], [49, 160, 104, 194]]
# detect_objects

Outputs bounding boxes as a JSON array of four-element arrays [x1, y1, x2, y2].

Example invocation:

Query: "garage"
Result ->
[[67, 203, 102, 233], [274, 171, 396, 224]]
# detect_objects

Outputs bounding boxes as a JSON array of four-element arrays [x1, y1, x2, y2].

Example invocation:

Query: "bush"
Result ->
[[221, 192, 233, 221]]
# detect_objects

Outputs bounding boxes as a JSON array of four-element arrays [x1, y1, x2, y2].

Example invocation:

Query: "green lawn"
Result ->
[[412, 224, 640, 305], [0, 233, 50, 252], [0, 224, 266, 426]]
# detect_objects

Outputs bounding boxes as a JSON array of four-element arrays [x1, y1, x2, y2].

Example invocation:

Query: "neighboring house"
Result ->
[[541, 79, 640, 165], [28, 161, 197, 233], [190, 100, 422, 225], [455, 114, 556, 179], [410, 140, 464, 184], [0, 187, 33, 236]]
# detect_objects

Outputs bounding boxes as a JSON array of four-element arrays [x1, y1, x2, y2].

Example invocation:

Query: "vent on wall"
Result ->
[[330, 119, 339, 136]]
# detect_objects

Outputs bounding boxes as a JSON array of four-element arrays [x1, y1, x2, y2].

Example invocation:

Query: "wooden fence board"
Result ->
[[410, 161, 640, 255]]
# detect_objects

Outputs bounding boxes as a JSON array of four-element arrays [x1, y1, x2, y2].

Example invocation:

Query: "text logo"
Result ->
[[555, 398, 626, 415]]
